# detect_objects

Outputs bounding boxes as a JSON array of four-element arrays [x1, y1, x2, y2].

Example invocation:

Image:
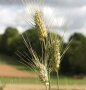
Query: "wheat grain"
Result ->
[[37, 63, 49, 85], [47, 34, 61, 71], [34, 10, 47, 41]]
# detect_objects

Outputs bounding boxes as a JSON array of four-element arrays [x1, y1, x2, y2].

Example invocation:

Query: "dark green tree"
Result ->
[[61, 33, 86, 74], [0, 27, 20, 54], [22, 28, 41, 56]]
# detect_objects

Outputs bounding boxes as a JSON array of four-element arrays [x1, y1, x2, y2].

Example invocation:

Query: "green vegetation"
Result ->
[[0, 54, 31, 71], [0, 77, 86, 85], [61, 33, 86, 74], [0, 54, 17, 65], [0, 27, 86, 75], [0, 54, 86, 85], [0, 77, 39, 84], [52, 76, 86, 85], [0, 53, 86, 85]]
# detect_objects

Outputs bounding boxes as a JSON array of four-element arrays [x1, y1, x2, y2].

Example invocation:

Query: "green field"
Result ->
[[0, 76, 86, 85], [0, 54, 86, 85], [0, 54, 31, 71]]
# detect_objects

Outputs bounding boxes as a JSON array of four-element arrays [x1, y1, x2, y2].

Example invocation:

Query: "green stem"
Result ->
[[49, 79, 50, 90], [48, 69, 51, 90], [56, 70, 59, 90]]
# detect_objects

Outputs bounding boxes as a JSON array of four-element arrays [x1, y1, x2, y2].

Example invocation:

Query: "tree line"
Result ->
[[0, 27, 86, 75]]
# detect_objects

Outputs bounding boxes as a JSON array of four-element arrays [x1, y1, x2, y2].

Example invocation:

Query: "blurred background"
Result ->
[[0, 0, 86, 89]]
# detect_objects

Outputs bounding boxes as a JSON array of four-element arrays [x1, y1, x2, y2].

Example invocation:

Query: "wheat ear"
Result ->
[[34, 10, 47, 41]]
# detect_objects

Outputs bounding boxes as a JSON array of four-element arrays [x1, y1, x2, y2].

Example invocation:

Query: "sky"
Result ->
[[0, 0, 86, 41]]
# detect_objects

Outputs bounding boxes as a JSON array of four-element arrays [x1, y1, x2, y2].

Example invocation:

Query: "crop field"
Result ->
[[0, 54, 86, 90], [0, 66, 86, 90]]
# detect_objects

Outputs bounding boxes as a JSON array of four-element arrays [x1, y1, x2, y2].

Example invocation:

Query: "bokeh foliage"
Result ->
[[0, 27, 86, 75]]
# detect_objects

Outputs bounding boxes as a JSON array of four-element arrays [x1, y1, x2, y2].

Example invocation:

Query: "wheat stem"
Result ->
[[45, 84, 49, 90], [48, 67, 51, 90], [56, 70, 60, 90]]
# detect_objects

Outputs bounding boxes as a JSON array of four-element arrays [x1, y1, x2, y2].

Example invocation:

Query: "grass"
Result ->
[[52, 76, 86, 85], [0, 77, 86, 85], [0, 77, 40, 84], [0, 54, 20, 66], [0, 54, 32, 71], [0, 54, 86, 85]]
